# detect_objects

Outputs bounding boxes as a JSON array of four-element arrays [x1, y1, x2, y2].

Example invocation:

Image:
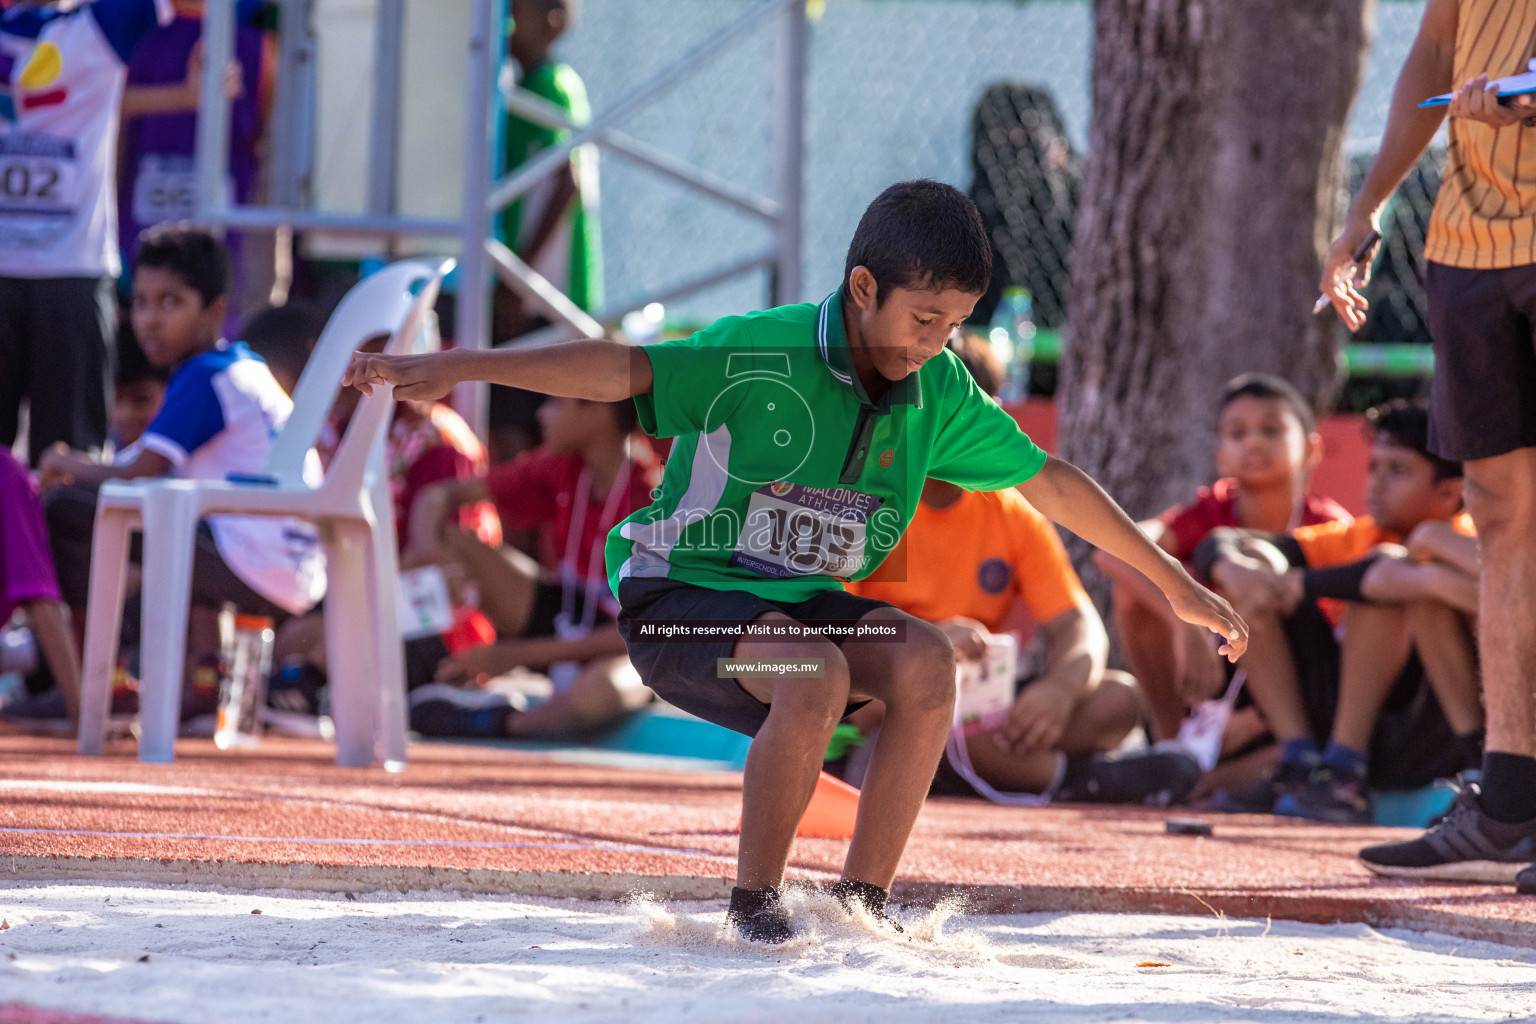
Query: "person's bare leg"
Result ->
[[442, 532, 541, 638], [961, 735, 1060, 792], [1463, 449, 1536, 759], [1098, 552, 1186, 741], [838, 607, 956, 888], [732, 614, 850, 890], [505, 656, 652, 737], [1406, 600, 1484, 736], [1232, 606, 1311, 742], [1330, 604, 1412, 751], [24, 601, 80, 726], [1056, 670, 1143, 754]]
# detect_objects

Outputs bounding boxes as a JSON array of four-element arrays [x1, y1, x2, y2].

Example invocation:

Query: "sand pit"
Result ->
[[0, 882, 1532, 1023]]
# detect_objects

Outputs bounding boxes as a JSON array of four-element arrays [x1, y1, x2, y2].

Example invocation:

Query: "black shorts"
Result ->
[[615, 578, 893, 737], [0, 276, 115, 463], [1283, 599, 1462, 789], [1425, 261, 1536, 462], [42, 483, 290, 623]]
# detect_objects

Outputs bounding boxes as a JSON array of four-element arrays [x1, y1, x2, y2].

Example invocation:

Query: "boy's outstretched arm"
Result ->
[[344, 340, 654, 403], [1018, 457, 1249, 661]]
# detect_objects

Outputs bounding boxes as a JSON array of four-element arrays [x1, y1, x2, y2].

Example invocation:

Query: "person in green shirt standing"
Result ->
[[347, 180, 1247, 944], [495, 0, 602, 340]]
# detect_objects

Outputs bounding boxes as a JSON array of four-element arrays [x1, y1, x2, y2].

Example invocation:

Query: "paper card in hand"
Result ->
[[1421, 59, 1536, 107]]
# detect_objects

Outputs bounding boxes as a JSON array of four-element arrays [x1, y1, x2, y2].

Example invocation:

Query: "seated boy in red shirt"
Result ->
[[403, 396, 657, 738], [851, 337, 1200, 804], [1096, 375, 1351, 743], [1195, 400, 1479, 825]]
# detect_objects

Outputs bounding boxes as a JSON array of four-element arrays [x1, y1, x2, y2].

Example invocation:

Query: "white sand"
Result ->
[[0, 882, 1532, 1023]]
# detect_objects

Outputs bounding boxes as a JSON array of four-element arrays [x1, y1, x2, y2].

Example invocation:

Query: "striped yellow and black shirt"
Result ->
[[1426, 0, 1536, 268]]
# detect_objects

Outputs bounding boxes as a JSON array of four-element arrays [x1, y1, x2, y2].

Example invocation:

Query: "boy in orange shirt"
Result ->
[[1195, 400, 1480, 825], [851, 337, 1201, 804], [1096, 375, 1351, 742]]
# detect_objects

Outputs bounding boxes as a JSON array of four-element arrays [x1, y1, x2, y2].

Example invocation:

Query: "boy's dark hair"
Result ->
[[242, 302, 322, 387], [1366, 399, 1463, 481], [843, 179, 992, 303], [948, 331, 1003, 399], [1218, 373, 1317, 435], [135, 225, 229, 306]]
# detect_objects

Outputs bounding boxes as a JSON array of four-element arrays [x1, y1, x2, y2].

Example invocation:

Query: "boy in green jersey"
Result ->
[[495, 0, 602, 341], [347, 181, 1248, 942]]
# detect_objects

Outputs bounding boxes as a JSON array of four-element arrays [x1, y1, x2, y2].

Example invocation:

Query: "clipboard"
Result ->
[[1421, 59, 1536, 107]]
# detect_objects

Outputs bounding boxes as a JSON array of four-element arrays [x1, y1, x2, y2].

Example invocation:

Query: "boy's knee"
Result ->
[[1465, 462, 1536, 540], [887, 619, 957, 714], [1093, 670, 1144, 732]]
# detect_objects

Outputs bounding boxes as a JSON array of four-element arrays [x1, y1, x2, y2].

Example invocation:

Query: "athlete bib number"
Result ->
[[0, 133, 82, 249], [732, 483, 882, 580], [133, 154, 202, 226]]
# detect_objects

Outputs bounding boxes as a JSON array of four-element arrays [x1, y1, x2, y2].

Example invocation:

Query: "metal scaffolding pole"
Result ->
[[770, 0, 807, 306], [366, 0, 406, 236], [455, 0, 499, 437], [192, 0, 236, 220]]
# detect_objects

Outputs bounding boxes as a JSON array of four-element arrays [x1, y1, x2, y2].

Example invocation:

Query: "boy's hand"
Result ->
[[938, 617, 990, 662], [996, 680, 1075, 756], [37, 443, 85, 490], [1319, 213, 1379, 331], [1165, 576, 1247, 662], [345, 350, 461, 401]]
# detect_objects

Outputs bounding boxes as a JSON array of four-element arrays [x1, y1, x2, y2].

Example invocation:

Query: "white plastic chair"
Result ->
[[78, 258, 452, 767]]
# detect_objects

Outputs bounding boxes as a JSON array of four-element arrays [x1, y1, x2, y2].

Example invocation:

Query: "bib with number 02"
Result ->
[[731, 482, 882, 580], [0, 132, 83, 250]]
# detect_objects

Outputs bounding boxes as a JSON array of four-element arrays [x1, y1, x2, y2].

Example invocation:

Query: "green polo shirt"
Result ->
[[606, 289, 1049, 602]]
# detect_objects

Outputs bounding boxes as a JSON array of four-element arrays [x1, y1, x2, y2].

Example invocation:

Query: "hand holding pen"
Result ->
[[1314, 226, 1382, 329]]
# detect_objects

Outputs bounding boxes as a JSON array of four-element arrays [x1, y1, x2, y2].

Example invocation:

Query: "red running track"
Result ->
[[0, 735, 1531, 947]]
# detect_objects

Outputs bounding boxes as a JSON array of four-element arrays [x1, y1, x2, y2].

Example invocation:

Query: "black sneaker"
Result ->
[[1211, 760, 1313, 815], [408, 684, 514, 738], [1274, 765, 1373, 825], [1359, 781, 1536, 883], [1516, 864, 1536, 895], [727, 886, 790, 944], [830, 879, 903, 933], [1056, 748, 1202, 807]]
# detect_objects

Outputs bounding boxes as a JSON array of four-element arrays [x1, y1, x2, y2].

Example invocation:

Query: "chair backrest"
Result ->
[[263, 259, 444, 488], [318, 259, 453, 500]]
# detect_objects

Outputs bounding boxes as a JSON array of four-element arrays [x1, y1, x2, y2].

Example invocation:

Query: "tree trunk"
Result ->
[[1060, 0, 1372, 544]]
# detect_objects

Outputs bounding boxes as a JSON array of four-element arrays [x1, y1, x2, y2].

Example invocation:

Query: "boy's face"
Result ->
[[112, 378, 165, 449], [509, 0, 567, 65], [1214, 395, 1318, 490], [131, 267, 226, 368], [1365, 439, 1463, 535], [537, 395, 602, 455], [846, 267, 979, 383]]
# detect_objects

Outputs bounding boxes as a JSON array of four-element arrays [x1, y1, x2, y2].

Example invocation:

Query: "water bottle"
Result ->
[[0, 627, 37, 676], [998, 286, 1036, 402], [215, 608, 275, 750]]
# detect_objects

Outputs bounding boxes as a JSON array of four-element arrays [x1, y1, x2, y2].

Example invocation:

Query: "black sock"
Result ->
[[727, 886, 790, 943], [830, 879, 902, 931], [1457, 728, 1486, 771], [1478, 752, 1536, 824]]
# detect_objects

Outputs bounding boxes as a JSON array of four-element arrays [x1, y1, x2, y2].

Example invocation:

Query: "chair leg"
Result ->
[[322, 520, 381, 767], [367, 480, 409, 770], [136, 488, 200, 763], [78, 507, 137, 756]]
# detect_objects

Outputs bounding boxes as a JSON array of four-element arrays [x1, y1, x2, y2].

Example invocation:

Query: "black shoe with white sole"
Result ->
[[1359, 781, 1536, 884]]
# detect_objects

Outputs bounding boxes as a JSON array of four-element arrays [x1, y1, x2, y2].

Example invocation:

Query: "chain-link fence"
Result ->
[[560, 0, 1432, 355]]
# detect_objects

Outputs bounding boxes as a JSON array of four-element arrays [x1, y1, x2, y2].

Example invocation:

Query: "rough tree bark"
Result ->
[[1060, 0, 1373, 544]]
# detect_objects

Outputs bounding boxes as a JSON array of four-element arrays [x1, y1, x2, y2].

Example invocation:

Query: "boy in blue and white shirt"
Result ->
[[0, 0, 175, 464], [40, 227, 323, 715]]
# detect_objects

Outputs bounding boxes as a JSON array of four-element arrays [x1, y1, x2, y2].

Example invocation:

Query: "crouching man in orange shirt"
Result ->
[[849, 336, 1202, 806]]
